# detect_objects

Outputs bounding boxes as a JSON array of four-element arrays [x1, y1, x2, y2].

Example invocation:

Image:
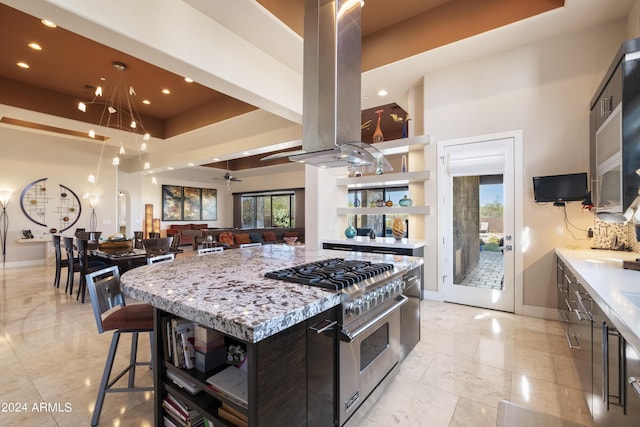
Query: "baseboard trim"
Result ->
[[1, 259, 46, 269], [521, 304, 559, 320]]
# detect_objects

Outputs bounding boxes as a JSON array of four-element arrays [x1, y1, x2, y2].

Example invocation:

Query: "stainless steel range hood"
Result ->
[[264, 0, 391, 171]]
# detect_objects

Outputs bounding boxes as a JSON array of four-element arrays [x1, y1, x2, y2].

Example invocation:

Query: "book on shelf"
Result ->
[[219, 403, 248, 427], [172, 318, 196, 369], [166, 369, 200, 395], [194, 324, 225, 353], [163, 415, 180, 427], [163, 393, 203, 424], [205, 366, 248, 407]]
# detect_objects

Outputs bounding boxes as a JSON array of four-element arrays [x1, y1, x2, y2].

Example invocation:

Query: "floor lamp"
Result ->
[[0, 191, 12, 267]]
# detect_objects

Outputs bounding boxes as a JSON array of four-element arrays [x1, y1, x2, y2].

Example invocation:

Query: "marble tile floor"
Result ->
[[0, 263, 592, 427]]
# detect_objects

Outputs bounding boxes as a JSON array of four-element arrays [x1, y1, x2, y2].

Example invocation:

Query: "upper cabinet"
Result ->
[[590, 38, 640, 213]]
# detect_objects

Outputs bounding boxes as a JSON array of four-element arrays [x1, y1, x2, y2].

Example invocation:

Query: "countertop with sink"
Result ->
[[556, 248, 640, 354]]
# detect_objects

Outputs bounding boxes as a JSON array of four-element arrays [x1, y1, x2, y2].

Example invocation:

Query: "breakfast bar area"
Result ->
[[120, 245, 423, 426]]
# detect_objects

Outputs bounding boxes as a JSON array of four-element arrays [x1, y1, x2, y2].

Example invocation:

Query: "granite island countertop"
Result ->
[[121, 244, 423, 343], [323, 236, 426, 249]]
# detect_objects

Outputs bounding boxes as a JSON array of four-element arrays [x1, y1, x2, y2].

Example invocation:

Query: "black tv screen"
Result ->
[[533, 173, 588, 203]]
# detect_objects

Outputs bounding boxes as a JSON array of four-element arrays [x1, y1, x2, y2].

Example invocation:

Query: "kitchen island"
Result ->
[[121, 244, 423, 426]]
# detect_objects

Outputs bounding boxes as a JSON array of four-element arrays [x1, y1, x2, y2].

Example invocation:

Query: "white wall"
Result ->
[[422, 20, 627, 309]]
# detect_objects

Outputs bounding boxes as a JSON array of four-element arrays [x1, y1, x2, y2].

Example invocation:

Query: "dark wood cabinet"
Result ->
[[153, 307, 337, 427], [590, 38, 640, 212]]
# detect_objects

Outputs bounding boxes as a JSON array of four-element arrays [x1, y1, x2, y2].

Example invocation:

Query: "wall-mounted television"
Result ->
[[533, 172, 588, 204]]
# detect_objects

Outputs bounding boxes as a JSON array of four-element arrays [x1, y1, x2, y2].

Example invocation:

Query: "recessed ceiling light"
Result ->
[[162, 89, 171, 95], [168, 166, 174, 170], [17, 62, 30, 69], [142, 99, 151, 105], [28, 43, 42, 51], [213, 158, 220, 162], [184, 77, 193, 83], [188, 163, 194, 166], [377, 89, 388, 97], [41, 19, 57, 28]]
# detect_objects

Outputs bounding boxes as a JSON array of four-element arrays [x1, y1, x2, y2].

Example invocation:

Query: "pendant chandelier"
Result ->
[[78, 61, 151, 184]]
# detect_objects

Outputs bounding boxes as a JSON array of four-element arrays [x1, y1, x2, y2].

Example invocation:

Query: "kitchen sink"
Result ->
[[620, 291, 640, 309]]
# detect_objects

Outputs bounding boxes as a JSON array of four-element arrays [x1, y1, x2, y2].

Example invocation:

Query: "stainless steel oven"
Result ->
[[338, 290, 406, 426]]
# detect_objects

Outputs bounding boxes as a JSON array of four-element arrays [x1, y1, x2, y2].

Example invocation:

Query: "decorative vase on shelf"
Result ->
[[392, 218, 406, 240], [375, 199, 384, 207], [385, 199, 393, 207], [373, 109, 384, 143], [399, 195, 413, 207], [375, 157, 384, 175], [353, 198, 361, 208], [344, 223, 356, 239], [369, 229, 376, 240], [401, 155, 408, 173]]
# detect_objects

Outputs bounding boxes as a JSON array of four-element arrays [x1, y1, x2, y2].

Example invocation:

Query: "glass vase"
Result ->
[[373, 109, 384, 143]]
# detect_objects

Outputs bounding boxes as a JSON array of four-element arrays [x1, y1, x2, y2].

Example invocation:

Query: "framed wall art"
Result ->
[[162, 185, 217, 221], [201, 188, 218, 221], [162, 185, 183, 221], [182, 187, 201, 221]]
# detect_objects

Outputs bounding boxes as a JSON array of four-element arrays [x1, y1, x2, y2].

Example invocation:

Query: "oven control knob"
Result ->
[[362, 296, 370, 312]]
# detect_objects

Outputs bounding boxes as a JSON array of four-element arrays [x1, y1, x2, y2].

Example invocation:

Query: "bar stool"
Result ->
[[146, 253, 175, 265], [142, 237, 171, 257], [85, 266, 154, 426]]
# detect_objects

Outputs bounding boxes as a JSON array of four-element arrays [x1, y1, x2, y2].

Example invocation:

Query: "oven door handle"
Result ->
[[339, 295, 408, 343]]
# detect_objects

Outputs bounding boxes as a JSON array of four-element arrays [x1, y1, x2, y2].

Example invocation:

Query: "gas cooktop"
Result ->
[[264, 258, 394, 290]]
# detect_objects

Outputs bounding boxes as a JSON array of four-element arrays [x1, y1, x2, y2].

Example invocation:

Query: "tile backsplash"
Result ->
[[593, 217, 640, 252]]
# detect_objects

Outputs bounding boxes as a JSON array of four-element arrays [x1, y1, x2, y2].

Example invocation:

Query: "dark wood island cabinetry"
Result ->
[[153, 307, 337, 427]]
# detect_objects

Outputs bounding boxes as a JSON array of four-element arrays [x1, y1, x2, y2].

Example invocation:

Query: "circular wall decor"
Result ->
[[20, 178, 82, 233]]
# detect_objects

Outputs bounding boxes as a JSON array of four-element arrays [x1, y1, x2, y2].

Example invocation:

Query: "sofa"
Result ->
[[166, 224, 209, 247], [193, 227, 305, 250]]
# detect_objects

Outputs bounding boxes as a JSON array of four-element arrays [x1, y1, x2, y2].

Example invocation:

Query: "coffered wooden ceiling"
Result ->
[[0, 0, 563, 170]]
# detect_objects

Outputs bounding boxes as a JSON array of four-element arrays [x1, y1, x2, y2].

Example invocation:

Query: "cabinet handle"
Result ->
[[565, 331, 581, 350], [309, 319, 337, 334], [629, 377, 640, 398], [372, 250, 397, 254], [565, 298, 573, 312], [330, 246, 353, 251]]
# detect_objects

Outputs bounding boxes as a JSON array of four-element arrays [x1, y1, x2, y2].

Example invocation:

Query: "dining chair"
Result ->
[[63, 236, 80, 295], [76, 231, 102, 250], [148, 232, 160, 239], [85, 266, 154, 426], [197, 246, 224, 256], [76, 238, 108, 303], [133, 231, 144, 249], [168, 232, 183, 253], [52, 235, 67, 288], [146, 253, 175, 265], [142, 237, 171, 257]]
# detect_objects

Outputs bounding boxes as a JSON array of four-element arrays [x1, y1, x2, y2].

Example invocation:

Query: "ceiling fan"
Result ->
[[214, 161, 242, 189]]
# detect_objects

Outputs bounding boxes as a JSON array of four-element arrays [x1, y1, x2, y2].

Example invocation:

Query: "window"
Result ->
[[348, 186, 409, 237], [241, 192, 296, 228]]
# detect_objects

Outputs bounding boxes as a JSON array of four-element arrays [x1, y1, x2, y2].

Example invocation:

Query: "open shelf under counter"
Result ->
[[337, 170, 429, 188], [337, 205, 430, 215]]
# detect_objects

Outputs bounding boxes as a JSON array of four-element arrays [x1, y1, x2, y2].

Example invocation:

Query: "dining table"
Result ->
[[90, 248, 148, 273]]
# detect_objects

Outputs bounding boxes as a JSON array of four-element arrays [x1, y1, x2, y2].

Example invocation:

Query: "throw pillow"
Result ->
[[284, 231, 299, 238], [235, 233, 251, 244], [263, 231, 277, 242], [218, 231, 235, 246], [249, 232, 263, 243]]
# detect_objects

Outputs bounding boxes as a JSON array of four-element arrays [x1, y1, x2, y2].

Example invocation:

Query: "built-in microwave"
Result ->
[[595, 103, 622, 212]]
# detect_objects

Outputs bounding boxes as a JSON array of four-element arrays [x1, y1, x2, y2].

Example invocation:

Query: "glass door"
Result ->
[[439, 137, 515, 312]]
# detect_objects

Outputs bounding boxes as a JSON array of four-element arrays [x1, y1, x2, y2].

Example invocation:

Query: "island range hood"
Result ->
[[265, 0, 391, 171]]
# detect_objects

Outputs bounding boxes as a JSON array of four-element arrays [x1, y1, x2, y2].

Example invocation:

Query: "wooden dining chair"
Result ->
[[63, 236, 80, 295], [52, 235, 67, 288], [142, 237, 171, 257], [146, 253, 175, 265], [85, 266, 154, 426], [76, 238, 108, 303]]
